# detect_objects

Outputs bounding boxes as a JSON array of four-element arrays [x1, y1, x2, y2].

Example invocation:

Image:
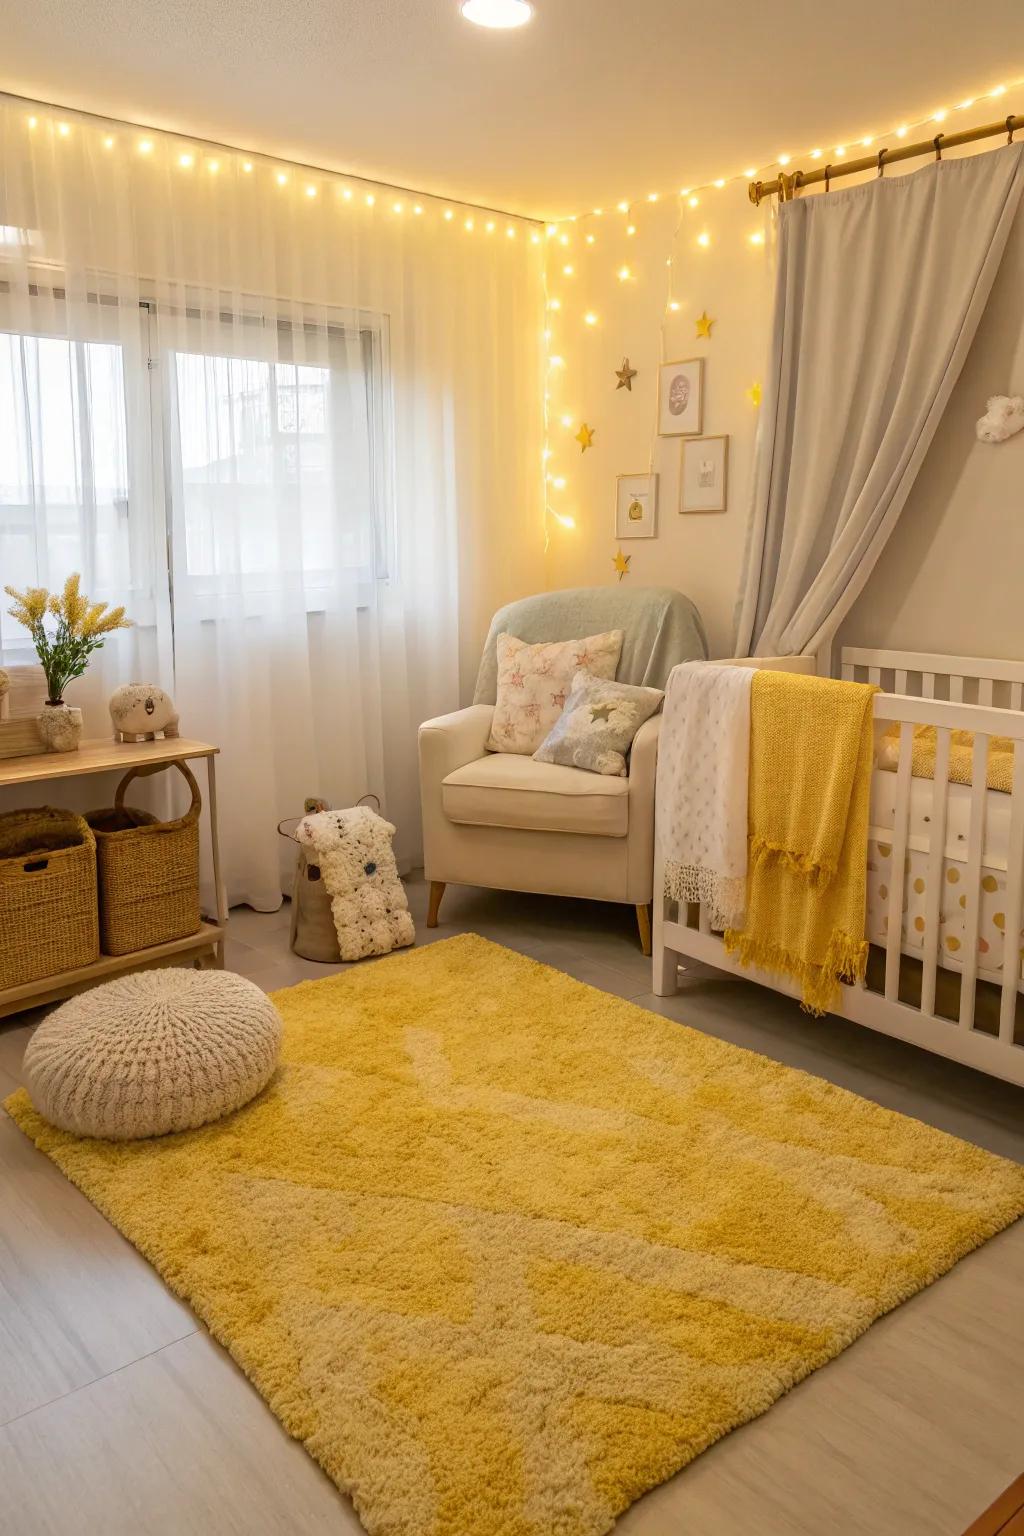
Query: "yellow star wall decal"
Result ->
[[615, 358, 637, 391], [576, 422, 595, 452], [612, 548, 631, 581], [746, 381, 763, 407], [695, 310, 715, 339]]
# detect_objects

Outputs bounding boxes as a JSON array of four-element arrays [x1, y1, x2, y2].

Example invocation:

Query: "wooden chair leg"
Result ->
[[635, 902, 652, 956], [426, 881, 446, 928]]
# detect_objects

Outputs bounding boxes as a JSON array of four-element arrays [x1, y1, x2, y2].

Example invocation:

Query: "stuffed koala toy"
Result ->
[[976, 395, 1024, 444], [296, 805, 414, 961]]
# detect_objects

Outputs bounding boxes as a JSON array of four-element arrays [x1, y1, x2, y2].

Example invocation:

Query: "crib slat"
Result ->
[[920, 727, 952, 1019], [978, 677, 994, 707], [867, 666, 881, 688], [841, 663, 854, 682], [884, 722, 914, 1004], [922, 672, 935, 699], [894, 669, 908, 694], [999, 744, 1024, 1043], [948, 675, 964, 703], [1011, 682, 1023, 711], [957, 732, 989, 1029]]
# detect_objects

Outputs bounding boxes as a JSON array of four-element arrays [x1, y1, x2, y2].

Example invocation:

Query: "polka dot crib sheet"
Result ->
[[867, 770, 1021, 983]]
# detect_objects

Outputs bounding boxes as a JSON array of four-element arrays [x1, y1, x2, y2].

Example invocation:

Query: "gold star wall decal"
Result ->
[[615, 358, 637, 391], [612, 549, 631, 581], [746, 381, 763, 407], [695, 310, 715, 339], [575, 422, 595, 452]]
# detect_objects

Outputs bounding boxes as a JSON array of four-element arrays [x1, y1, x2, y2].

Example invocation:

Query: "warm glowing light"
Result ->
[[714, 178, 725, 188], [552, 476, 566, 489], [992, 84, 1007, 97], [138, 139, 153, 155], [460, 0, 533, 27], [895, 126, 908, 138], [393, 200, 403, 213], [687, 195, 699, 208], [778, 154, 791, 166], [530, 230, 541, 243], [563, 264, 574, 275], [584, 311, 598, 325], [178, 152, 195, 168], [933, 109, 947, 122], [668, 301, 680, 312], [861, 137, 873, 147], [809, 148, 822, 159], [558, 233, 569, 245], [835, 146, 847, 157], [242, 161, 253, 173], [743, 167, 756, 178], [27, 116, 38, 129], [680, 188, 691, 197], [207, 160, 220, 174], [593, 207, 603, 215], [547, 297, 561, 311], [748, 230, 765, 246], [365, 193, 375, 206], [443, 208, 454, 220], [542, 448, 552, 459], [546, 223, 558, 236], [585, 233, 595, 244], [465, 217, 474, 230], [957, 99, 976, 110], [617, 266, 631, 281], [696, 231, 710, 247], [486, 219, 495, 232], [617, 200, 629, 212], [103, 136, 115, 150], [414, 204, 423, 214], [551, 511, 575, 528], [57, 122, 71, 138], [305, 183, 318, 196], [647, 192, 658, 202], [626, 225, 636, 236], [549, 355, 565, 368], [342, 187, 353, 199], [276, 172, 288, 185], [561, 414, 572, 427], [506, 226, 516, 238]]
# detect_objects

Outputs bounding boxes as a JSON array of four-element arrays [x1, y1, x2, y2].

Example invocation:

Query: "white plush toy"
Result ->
[[296, 805, 414, 962], [976, 395, 1024, 443]]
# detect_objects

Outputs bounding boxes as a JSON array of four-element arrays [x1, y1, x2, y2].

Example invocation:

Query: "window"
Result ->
[[0, 291, 391, 658]]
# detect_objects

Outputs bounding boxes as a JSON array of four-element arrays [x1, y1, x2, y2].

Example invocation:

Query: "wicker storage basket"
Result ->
[[85, 761, 202, 956], [0, 808, 99, 989]]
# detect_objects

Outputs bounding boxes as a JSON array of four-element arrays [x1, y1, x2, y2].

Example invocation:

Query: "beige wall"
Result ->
[[543, 149, 1024, 667], [542, 194, 772, 658]]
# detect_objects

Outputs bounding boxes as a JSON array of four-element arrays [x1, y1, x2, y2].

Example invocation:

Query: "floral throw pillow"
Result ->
[[486, 631, 624, 755], [533, 670, 664, 776]]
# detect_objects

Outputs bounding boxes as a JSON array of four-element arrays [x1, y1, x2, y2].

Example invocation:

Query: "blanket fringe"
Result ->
[[748, 838, 838, 889], [723, 927, 869, 1017]]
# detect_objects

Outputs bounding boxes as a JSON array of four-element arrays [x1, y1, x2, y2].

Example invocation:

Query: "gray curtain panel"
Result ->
[[735, 143, 1024, 659]]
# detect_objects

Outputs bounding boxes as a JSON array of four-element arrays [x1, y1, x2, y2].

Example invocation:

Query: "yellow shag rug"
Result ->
[[6, 934, 1024, 1536]]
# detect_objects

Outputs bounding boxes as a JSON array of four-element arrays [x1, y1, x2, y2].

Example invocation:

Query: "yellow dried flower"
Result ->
[[4, 584, 49, 627]]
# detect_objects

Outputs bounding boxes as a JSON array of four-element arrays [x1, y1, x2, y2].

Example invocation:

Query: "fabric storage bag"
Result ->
[[278, 796, 381, 962], [85, 761, 201, 955], [0, 808, 99, 988]]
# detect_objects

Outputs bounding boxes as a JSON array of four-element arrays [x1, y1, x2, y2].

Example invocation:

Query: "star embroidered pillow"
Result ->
[[533, 669, 664, 776], [486, 631, 624, 755]]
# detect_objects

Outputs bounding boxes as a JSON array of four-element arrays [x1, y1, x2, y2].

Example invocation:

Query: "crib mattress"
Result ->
[[868, 770, 1020, 984]]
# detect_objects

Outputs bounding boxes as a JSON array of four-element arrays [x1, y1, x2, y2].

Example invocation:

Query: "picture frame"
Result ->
[[615, 473, 658, 538], [680, 434, 729, 513], [657, 357, 704, 437]]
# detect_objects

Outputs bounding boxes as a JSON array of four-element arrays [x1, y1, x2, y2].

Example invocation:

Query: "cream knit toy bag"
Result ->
[[296, 805, 415, 961]]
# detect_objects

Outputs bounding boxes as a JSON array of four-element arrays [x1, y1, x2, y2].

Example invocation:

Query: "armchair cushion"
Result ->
[[442, 753, 629, 837], [486, 630, 623, 755], [534, 671, 664, 776]]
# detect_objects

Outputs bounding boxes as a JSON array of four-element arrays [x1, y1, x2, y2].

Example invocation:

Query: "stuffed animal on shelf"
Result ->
[[295, 805, 414, 961], [976, 394, 1024, 443], [109, 683, 180, 742]]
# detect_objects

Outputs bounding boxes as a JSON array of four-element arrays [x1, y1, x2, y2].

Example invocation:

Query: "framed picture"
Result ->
[[680, 435, 729, 513], [615, 473, 658, 538], [657, 357, 703, 437]]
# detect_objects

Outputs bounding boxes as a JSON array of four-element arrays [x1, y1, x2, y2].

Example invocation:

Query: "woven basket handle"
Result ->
[[114, 759, 202, 825]]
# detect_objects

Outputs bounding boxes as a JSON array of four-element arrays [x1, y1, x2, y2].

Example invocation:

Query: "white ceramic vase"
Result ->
[[36, 703, 83, 753]]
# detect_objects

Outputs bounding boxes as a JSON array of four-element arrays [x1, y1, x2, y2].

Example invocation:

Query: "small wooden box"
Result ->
[[0, 718, 42, 760]]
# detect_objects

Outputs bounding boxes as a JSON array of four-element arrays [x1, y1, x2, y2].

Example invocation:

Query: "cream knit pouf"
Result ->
[[22, 968, 282, 1140]]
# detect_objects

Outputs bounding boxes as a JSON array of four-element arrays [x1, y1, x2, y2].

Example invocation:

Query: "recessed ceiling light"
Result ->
[[460, 0, 533, 27]]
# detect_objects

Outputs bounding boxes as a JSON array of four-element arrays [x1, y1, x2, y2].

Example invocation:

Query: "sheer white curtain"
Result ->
[[0, 96, 544, 908]]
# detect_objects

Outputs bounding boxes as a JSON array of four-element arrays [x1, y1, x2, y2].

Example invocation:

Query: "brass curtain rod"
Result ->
[[749, 113, 1024, 204]]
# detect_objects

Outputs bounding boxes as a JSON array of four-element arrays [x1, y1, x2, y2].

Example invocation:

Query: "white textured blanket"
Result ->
[[655, 661, 753, 929], [296, 805, 414, 961]]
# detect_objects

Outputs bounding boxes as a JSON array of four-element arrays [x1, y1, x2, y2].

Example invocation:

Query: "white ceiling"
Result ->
[[3, 0, 1022, 219]]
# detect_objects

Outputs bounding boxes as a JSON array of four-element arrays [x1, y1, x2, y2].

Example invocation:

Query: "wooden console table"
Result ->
[[0, 737, 227, 1020]]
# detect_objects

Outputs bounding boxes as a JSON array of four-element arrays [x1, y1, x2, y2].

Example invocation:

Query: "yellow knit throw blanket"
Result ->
[[725, 670, 876, 1016], [878, 722, 1015, 794]]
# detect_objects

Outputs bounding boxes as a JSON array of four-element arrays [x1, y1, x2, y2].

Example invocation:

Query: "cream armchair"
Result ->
[[418, 587, 707, 952]]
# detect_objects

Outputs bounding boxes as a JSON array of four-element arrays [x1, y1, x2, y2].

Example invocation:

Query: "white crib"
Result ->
[[652, 648, 1024, 1087]]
